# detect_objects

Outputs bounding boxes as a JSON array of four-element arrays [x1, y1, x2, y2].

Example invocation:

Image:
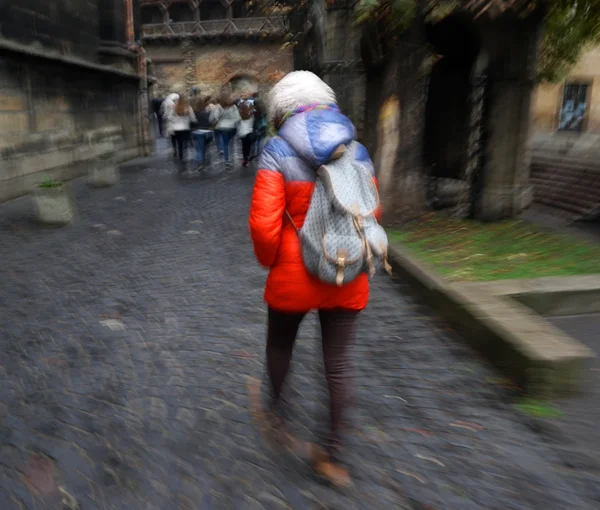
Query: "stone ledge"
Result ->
[[0, 37, 141, 80], [457, 276, 600, 316], [0, 126, 140, 204], [0, 126, 124, 159], [387, 242, 595, 396]]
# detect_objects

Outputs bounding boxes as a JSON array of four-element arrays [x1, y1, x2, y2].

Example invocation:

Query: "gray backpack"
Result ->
[[286, 143, 391, 286]]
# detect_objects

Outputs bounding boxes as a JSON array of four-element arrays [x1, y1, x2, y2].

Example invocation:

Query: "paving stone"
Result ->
[[0, 146, 598, 509], [174, 409, 196, 428]]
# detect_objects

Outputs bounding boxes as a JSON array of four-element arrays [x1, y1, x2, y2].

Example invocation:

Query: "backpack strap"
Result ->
[[284, 209, 299, 233], [330, 144, 347, 161]]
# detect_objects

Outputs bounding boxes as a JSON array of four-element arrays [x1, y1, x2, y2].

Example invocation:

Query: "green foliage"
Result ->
[[38, 176, 63, 189], [515, 398, 563, 419], [538, 1, 600, 82], [424, 0, 459, 23], [354, 0, 600, 83], [355, 0, 417, 35]]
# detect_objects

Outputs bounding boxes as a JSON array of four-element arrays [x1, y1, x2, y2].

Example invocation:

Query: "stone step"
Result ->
[[529, 156, 600, 220], [529, 177, 600, 202], [532, 153, 600, 172], [532, 194, 593, 216], [530, 165, 600, 185], [530, 181, 598, 211]]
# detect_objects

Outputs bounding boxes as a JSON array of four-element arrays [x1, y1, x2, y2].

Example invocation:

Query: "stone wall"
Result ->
[[0, 1, 99, 61], [0, 50, 142, 203], [356, 10, 541, 222], [98, 0, 128, 44], [366, 36, 430, 225], [145, 41, 292, 97]]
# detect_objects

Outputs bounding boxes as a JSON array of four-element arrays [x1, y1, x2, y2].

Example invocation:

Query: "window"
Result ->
[[232, 0, 262, 18], [169, 3, 195, 23], [200, 1, 228, 20], [141, 6, 164, 24], [559, 83, 589, 132]]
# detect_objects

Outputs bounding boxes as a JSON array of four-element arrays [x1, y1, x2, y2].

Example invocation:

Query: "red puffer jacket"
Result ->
[[249, 105, 380, 312]]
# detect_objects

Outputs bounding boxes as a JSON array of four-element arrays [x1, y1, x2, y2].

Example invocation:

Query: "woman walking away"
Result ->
[[238, 99, 255, 167], [251, 96, 268, 160], [191, 96, 214, 169], [211, 93, 240, 164], [152, 95, 165, 138], [168, 96, 197, 166], [161, 93, 179, 156], [248, 71, 384, 488]]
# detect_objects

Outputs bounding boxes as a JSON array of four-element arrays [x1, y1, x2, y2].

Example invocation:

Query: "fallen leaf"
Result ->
[[231, 350, 258, 359], [400, 428, 434, 437], [397, 468, 426, 484], [415, 453, 445, 467]]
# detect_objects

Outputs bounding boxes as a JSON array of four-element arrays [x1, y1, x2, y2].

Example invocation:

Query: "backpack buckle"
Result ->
[[335, 249, 348, 286]]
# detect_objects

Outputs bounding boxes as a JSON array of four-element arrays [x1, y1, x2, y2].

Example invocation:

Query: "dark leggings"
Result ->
[[241, 134, 255, 162], [174, 130, 190, 161], [266, 307, 359, 454]]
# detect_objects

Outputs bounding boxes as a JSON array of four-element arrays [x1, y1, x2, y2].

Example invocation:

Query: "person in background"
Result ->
[[152, 95, 165, 138], [168, 95, 197, 165], [238, 99, 256, 168], [161, 93, 180, 157], [251, 94, 268, 160], [191, 96, 214, 169], [205, 97, 218, 113], [248, 71, 381, 488], [211, 93, 241, 165]]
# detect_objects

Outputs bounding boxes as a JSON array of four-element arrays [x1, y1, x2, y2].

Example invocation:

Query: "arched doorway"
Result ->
[[227, 73, 259, 97], [424, 13, 484, 212]]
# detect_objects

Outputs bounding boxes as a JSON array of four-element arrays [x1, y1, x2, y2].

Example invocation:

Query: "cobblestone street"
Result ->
[[1, 151, 599, 509]]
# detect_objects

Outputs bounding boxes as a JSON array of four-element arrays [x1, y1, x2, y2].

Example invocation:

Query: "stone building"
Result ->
[[138, 0, 293, 98], [0, 0, 152, 203], [528, 46, 600, 221], [296, 0, 544, 222], [533, 45, 600, 143]]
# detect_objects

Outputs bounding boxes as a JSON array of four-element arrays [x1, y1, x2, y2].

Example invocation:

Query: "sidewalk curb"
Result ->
[[387, 242, 595, 397]]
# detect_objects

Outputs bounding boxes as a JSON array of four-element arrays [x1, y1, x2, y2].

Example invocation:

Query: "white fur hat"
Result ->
[[267, 71, 337, 125]]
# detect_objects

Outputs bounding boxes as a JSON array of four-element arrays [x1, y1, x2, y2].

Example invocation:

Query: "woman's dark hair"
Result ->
[[191, 96, 206, 112], [219, 92, 234, 108], [239, 100, 255, 120]]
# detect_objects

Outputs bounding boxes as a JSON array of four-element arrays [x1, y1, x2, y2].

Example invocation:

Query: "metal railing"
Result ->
[[141, 17, 286, 39]]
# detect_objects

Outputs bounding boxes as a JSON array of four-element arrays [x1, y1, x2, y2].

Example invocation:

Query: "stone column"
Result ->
[[182, 39, 197, 94], [321, 1, 366, 136], [137, 46, 152, 156], [124, 0, 135, 45], [458, 60, 487, 219], [476, 20, 539, 220], [376, 38, 429, 225]]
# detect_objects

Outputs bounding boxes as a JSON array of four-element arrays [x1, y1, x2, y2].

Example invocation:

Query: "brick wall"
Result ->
[[146, 41, 292, 97], [0, 51, 142, 202]]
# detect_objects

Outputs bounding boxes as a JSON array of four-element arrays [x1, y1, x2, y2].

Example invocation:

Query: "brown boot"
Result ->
[[311, 445, 353, 489], [247, 377, 292, 449]]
